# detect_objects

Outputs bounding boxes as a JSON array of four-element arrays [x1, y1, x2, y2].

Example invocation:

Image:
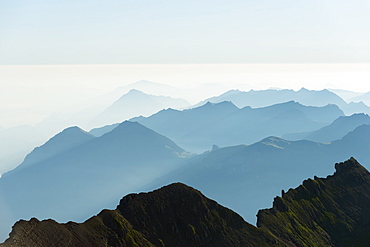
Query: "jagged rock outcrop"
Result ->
[[3, 158, 370, 246], [257, 157, 370, 247]]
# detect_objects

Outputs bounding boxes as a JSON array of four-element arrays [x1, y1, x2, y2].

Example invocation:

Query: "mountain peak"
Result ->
[[199, 100, 238, 109], [2, 125, 95, 177], [257, 158, 370, 246], [106, 121, 151, 136], [334, 157, 368, 177], [298, 87, 309, 91], [101, 120, 187, 155], [128, 88, 143, 93], [60, 126, 92, 136]]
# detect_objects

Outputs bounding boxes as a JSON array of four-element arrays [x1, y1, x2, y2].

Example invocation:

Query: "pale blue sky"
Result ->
[[1, 0, 370, 64]]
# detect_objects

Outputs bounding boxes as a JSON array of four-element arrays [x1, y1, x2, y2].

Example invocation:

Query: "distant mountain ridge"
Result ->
[[283, 113, 370, 142], [195, 88, 370, 116], [195, 88, 346, 108], [350, 91, 370, 106], [89, 89, 190, 128], [3, 126, 95, 177], [3, 158, 370, 246], [144, 124, 370, 224], [0, 121, 190, 241], [131, 100, 344, 153]]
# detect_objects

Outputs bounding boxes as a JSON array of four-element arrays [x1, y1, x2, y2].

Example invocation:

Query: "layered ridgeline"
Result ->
[[3, 158, 370, 246], [2, 126, 95, 177], [194, 88, 370, 116], [0, 125, 54, 175], [283, 113, 370, 143], [145, 124, 370, 224], [350, 91, 370, 106], [89, 89, 190, 128], [0, 121, 190, 241], [129, 100, 343, 153]]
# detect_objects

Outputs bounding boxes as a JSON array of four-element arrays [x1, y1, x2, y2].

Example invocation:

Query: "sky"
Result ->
[[1, 0, 370, 64], [1, 1, 370, 127], [1, 63, 370, 128]]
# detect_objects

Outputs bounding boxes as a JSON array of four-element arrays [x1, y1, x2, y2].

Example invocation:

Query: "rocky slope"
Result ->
[[3, 158, 370, 246], [257, 157, 370, 247], [1, 183, 283, 247]]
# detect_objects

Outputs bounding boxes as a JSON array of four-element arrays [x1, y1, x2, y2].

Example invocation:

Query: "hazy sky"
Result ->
[[1, 1, 370, 127], [1, 63, 370, 127], [1, 0, 370, 64]]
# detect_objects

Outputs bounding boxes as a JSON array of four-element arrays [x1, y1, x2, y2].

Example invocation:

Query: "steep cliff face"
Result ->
[[3, 158, 370, 247], [257, 157, 370, 247]]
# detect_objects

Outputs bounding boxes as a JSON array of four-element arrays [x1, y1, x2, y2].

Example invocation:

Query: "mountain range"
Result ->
[[131, 100, 344, 153], [195, 88, 370, 116], [143, 124, 370, 225], [0, 88, 190, 176], [350, 91, 370, 106], [89, 89, 190, 128], [0, 121, 190, 241], [0, 125, 53, 175], [2, 158, 370, 246], [1, 84, 370, 245], [282, 113, 370, 142]]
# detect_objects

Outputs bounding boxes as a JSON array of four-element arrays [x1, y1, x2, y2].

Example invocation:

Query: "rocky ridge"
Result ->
[[2, 158, 370, 246]]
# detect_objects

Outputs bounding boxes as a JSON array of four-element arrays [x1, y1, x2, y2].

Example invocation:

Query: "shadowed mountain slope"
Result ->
[[257, 158, 370, 246], [3, 158, 370, 246], [1, 183, 283, 247]]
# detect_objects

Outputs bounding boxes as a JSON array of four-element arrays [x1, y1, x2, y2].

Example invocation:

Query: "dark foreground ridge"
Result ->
[[2, 158, 370, 247], [257, 157, 370, 247]]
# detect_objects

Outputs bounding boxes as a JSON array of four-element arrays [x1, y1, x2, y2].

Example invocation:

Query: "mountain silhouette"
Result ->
[[3, 126, 95, 177], [0, 125, 53, 175], [144, 125, 370, 225], [257, 157, 370, 246], [283, 113, 370, 142], [89, 89, 190, 128], [89, 122, 119, 137], [195, 88, 370, 116], [195, 88, 346, 108], [3, 158, 370, 246], [132, 100, 344, 153], [0, 121, 190, 241], [349, 91, 370, 106]]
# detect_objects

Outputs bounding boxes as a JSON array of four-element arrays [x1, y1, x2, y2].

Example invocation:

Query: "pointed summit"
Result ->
[[89, 89, 190, 127], [127, 88, 145, 94], [3, 126, 95, 177], [334, 157, 369, 178], [257, 158, 370, 246]]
